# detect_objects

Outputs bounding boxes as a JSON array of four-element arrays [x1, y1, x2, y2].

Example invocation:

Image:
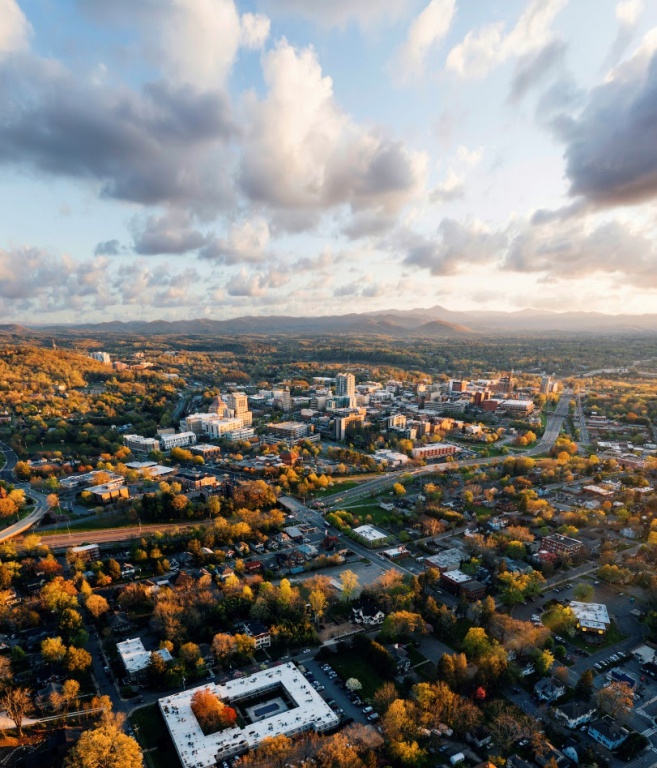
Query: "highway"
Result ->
[[0, 441, 50, 544], [324, 390, 572, 511]]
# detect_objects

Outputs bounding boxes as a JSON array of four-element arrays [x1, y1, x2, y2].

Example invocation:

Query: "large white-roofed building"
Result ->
[[160, 663, 339, 767], [117, 637, 173, 680], [570, 601, 611, 635], [351, 524, 393, 549]]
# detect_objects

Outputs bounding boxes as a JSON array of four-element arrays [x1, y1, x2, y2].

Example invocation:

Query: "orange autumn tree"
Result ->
[[191, 688, 237, 734]]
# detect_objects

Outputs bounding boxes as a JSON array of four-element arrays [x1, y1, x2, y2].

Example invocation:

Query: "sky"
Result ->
[[2, 0, 657, 323]]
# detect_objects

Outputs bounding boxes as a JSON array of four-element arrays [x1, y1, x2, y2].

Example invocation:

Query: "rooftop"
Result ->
[[352, 524, 389, 542], [441, 569, 471, 584], [117, 637, 173, 675], [160, 663, 339, 768], [570, 601, 611, 630]]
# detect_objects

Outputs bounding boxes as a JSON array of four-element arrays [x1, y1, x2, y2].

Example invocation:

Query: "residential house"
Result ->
[[506, 756, 534, 768], [587, 717, 629, 750], [554, 700, 597, 729], [466, 727, 492, 749], [534, 677, 566, 703], [241, 620, 271, 650], [352, 601, 385, 626]]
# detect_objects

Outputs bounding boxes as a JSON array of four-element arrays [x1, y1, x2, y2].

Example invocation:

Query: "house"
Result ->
[[506, 756, 534, 768], [554, 700, 597, 729], [106, 611, 133, 637], [587, 716, 629, 750], [534, 677, 566, 703], [535, 744, 568, 768], [36, 681, 63, 712], [117, 637, 173, 681], [466, 726, 492, 749], [170, 571, 195, 591], [386, 644, 410, 673], [241, 620, 271, 650], [352, 601, 385, 626]]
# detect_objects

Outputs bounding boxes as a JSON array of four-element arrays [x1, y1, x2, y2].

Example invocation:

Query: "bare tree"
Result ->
[[0, 687, 34, 738]]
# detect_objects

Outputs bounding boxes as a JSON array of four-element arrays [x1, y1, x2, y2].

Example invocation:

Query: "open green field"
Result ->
[[131, 704, 181, 768], [311, 480, 360, 498], [40, 511, 133, 535], [329, 652, 387, 700]]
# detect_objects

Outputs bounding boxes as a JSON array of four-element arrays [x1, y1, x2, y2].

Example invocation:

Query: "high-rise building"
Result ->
[[225, 392, 253, 425], [336, 373, 355, 399], [89, 351, 111, 364]]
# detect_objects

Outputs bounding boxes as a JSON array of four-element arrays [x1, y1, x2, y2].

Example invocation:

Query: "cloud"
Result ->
[[94, 239, 125, 256], [446, 0, 567, 78], [199, 219, 270, 264], [0, 58, 236, 213], [605, 0, 643, 68], [239, 40, 425, 227], [131, 211, 208, 255], [509, 39, 567, 102], [226, 268, 268, 297], [397, 218, 506, 275], [79, 0, 261, 89], [560, 30, 657, 207], [430, 169, 465, 203], [258, 0, 410, 28], [241, 13, 270, 49], [394, 0, 456, 82], [0, 0, 31, 57]]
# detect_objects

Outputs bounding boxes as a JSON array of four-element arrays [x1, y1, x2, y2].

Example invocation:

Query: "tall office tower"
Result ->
[[226, 392, 248, 416], [336, 373, 355, 398]]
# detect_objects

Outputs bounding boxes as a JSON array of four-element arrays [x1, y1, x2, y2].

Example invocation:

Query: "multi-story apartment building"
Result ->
[[160, 431, 197, 451], [541, 533, 585, 558], [411, 444, 460, 460]]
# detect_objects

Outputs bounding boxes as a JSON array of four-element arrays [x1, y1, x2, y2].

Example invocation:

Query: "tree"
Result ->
[[309, 589, 328, 624], [596, 681, 634, 719], [345, 678, 362, 692], [64, 647, 92, 674], [179, 642, 203, 671], [65, 713, 143, 768], [41, 577, 78, 613], [41, 636, 67, 664], [463, 627, 492, 660], [212, 633, 235, 666], [62, 679, 80, 712], [573, 583, 594, 602], [393, 482, 406, 497], [59, 608, 84, 642], [191, 688, 237, 733], [0, 687, 33, 737], [105, 559, 121, 581], [380, 611, 427, 641], [373, 681, 398, 712], [86, 594, 109, 621], [575, 669, 594, 701], [533, 648, 555, 677], [233, 633, 256, 659], [340, 569, 359, 602]]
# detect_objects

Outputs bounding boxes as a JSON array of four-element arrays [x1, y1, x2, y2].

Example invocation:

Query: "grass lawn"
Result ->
[[406, 646, 428, 666], [131, 704, 165, 750], [40, 511, 133, 535], [312, 480, 360, 498], [329, 652, 387, 700]]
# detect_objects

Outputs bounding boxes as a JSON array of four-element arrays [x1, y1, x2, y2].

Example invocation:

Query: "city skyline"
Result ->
[[2, 0, 657, 322]]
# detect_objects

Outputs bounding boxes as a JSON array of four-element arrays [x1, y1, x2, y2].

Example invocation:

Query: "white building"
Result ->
[[160, 663, 339, 767], [207, 418, 246, 439], [124, 434, 161, 453], [570, 601, 611, 635], [372, 449, 409, 467], [117, 637, 173, 680], [89, 351, 111, 364], [160, 431, 197, 451], [352, 524, 391, 548]]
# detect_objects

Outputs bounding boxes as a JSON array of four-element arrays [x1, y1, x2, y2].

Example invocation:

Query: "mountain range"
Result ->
[[4, 306, 657, 337]]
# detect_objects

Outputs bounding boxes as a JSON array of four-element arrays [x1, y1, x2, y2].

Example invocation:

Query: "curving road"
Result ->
[[0, 441, 51, 543]]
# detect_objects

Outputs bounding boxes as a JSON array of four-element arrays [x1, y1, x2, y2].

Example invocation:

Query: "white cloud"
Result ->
[[430, 169, 464, 203], [200, 219, 270, 263], [259, 0, 410, 28], [241, 12, 270, 49], [0, 0, 31, 56], [226, 268, 268, 297], [446, 0, 567, 78], [394, 0, 456, 82], [617, 0, 643, 26], [239, 40, 425, 226]]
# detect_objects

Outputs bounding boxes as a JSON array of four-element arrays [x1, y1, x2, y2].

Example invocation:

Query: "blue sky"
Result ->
[[2, 0, 657, 322]]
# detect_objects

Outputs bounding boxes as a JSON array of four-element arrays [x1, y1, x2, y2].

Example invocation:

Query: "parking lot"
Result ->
[[302, 657, 375, 728]]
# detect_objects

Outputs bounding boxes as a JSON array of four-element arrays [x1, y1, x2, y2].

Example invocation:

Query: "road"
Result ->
[[575, 393, 590, 445], [324, 390, 572, 511], [0, 441, 51, 544]]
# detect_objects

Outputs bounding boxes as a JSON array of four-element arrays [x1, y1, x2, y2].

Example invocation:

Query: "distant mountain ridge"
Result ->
[[7, 306, 657, 336]]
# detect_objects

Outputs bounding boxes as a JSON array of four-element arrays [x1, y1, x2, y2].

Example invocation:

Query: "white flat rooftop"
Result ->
[[571, 601, 610, 630], [117, 637, 173, 675], [352, 525, 388, 542], [442, 569, 471, 583], [160, 663, 339, 768]]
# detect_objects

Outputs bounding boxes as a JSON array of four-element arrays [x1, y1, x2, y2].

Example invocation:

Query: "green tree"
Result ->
[[575, 669, 594, 701]]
